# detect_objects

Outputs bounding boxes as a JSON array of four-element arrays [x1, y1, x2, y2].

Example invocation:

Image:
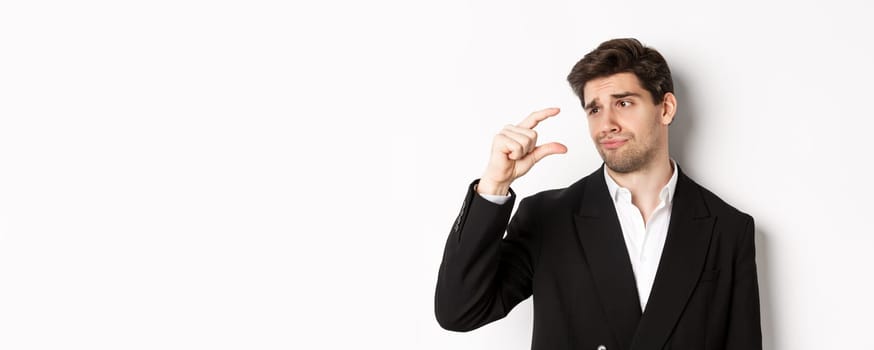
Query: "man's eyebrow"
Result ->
[[584, 92, 642, 111], [611, 91, 642, 99]]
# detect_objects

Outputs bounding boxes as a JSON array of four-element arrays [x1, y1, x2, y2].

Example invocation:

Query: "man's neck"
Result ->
[[606, 156, 674, 203]]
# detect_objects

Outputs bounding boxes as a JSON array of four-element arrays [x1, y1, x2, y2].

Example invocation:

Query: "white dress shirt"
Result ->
[[478, 159, 678, 312], [602, 159, 678, 311]]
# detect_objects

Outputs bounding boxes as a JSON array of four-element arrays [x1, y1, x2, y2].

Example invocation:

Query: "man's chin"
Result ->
[[606, 163, 631, 174], [604, 157, 639, 174]]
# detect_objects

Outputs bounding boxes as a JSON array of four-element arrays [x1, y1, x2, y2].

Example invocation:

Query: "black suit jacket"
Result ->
[[435, 164, 762, 350]]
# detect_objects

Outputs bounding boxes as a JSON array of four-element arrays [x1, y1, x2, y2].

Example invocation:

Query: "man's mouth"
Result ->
[[600, 139, 627, 150]]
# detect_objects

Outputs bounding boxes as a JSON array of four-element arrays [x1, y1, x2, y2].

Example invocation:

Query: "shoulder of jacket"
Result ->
[[518, 173, 591, 208], [689, 177, 753, 222]]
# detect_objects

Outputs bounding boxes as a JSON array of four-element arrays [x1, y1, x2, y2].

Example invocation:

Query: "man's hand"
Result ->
[[477, 107, 568, 196]]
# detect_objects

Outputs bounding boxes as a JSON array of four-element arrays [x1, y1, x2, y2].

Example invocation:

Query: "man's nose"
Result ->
[[599, 108, 620, 135]]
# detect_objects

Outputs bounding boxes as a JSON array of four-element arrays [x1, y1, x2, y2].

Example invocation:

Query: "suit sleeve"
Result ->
[[434, 179, 541, 332], [725, 215, 763, 349]]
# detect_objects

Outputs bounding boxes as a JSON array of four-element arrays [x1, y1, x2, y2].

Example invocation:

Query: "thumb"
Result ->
[[528, 142, 568, 164]]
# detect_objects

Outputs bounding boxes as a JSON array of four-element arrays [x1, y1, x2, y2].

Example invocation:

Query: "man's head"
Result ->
[[566, 38, 677, 173]]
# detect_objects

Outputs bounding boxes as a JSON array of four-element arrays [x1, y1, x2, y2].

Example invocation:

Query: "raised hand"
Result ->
[[477, 107, 568, 196]]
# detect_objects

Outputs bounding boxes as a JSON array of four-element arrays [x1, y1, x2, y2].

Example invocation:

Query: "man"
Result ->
[[434, 38, 762, 350]]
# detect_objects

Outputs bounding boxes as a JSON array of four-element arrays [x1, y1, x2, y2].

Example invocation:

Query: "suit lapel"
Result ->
[[573, 165, 642, 350], [629, 167, 715, 350]]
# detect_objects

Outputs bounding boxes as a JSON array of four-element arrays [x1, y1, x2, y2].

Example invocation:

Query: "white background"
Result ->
[[1, 0, 872, 349]]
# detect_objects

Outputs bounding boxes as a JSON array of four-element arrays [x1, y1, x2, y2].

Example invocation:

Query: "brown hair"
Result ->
[[567, 38, 674, 105]]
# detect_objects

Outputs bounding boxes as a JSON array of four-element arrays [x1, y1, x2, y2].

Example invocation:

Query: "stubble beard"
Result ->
[[597, 136, 658, 174]]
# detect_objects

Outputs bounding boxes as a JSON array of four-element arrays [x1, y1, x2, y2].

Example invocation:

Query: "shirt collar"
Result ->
[[603, 159, 679, 204]]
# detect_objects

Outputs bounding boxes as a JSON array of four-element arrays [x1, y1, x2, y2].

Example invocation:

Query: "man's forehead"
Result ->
[[584, 72, 643, 95], [583, 73, 647, 105]]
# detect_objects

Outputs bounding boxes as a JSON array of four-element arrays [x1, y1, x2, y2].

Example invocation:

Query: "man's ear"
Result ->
[[660, 92, 677, 126]]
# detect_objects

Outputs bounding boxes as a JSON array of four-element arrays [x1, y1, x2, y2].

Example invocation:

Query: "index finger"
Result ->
[[517, 107, 560, 129]]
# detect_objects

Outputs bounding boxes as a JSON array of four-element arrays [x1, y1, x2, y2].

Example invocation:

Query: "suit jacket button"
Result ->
[[597, 346, 606, 350]]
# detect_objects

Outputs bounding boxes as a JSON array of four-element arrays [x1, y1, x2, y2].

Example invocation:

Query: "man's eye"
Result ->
[[618, 100, 631, 107], [589, 108, 600, 114]]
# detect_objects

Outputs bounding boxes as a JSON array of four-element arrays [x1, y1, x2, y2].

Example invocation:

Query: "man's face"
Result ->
[[582, 72, 674, 173]]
